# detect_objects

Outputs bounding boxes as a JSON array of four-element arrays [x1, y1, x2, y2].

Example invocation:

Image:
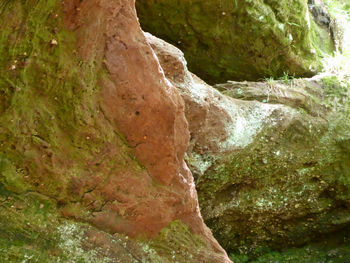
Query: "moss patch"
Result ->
[[0, 190, 112, 262], [0, 0, 145, 218], [230, 228, 350, 262], [147, 220, 214, 262], [0, 189, 171, 262]]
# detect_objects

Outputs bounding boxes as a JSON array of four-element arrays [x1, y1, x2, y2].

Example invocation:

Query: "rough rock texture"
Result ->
[[137, 0, 336, 83], [147, 33, 350, 261], [0, 0, 231, 262], [308, 0, 343, 51], [211, 76, 350, 256]]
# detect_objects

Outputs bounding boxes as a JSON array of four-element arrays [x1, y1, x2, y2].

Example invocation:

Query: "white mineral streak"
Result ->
[[217, 101, 278, 150], [187, 152, 215, 176]]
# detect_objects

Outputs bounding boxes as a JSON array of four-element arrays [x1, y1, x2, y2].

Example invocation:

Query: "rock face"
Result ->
[[147, 33, 350, 260], [136, 0, 336, 83], [209, 77, 350, 254], [0, 0, 231, 262], [308, 0, 343, 51]]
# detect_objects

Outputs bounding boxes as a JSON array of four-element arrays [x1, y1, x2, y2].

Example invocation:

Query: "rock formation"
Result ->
[[1, 0, 350, 262], [0, 0, 231, 262], [136, 0, 336, 83], [147, 32, 350, 261]]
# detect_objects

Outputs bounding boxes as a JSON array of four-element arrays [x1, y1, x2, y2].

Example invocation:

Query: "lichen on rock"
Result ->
[[147, 31, 350, 261]]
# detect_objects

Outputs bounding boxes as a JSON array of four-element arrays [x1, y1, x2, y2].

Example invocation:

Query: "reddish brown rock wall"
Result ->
[[61, 0, 231, 261]]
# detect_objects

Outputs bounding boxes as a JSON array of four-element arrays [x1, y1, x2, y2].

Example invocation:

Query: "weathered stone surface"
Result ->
[[147, 32, 350, 260], [137, 0, 336, 83], [0, 0, 231, 262], [308, 0, 344, 51]]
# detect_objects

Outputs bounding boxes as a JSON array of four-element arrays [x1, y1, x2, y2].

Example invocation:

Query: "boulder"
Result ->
[[136, 0, 337, 83], [147, 32, 350, 260]]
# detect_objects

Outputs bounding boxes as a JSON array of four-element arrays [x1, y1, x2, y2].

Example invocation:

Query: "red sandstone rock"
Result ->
[[62, 0, 231, 261]]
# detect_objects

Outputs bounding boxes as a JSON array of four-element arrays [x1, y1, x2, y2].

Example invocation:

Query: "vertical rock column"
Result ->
[[63, 0, 231, 261]]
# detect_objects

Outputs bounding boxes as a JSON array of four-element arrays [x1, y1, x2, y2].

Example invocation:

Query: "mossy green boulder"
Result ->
[[196, 76, 350, 259], [147, 33, 350, 261], [136, 0, 335, 83]]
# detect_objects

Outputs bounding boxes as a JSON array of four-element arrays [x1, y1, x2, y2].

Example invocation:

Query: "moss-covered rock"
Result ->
[[0, 189, 219, 262], [0, 0, 231, 262], [136, 0, 336, 83], [0, 158, 213, 262], [0, 191, 132, 262], [196, 75, 350, 258], [230, 229, 350, 262], [146, 32, 350, 260]]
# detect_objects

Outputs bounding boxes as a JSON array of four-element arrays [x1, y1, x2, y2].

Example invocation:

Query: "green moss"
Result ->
[[0, 0, 144, 211], [322, 76, 349, 98], [0, 0, 84, 195], [0, 191, 111, 262], [0, 153, 28, 193], [190, 76, 350, 256], [229, 230, 350, 262], [309, 18, 335, 61], [136, 0, 334, 83], [0, 186, 185, 262], [148, 220, 212, 262], [0, 189, 170, 262]]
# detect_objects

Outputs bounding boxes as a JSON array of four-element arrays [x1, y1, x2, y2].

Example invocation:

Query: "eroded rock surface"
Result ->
[[147, 32, 350, 260], [0, 0, 230, 262], [137, 0, 336, 83]]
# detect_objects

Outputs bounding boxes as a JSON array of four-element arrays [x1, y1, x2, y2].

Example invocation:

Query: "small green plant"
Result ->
[[279, 71, 295, 84], [264, 76, 275, 84], [263, 77, 277, 103]]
